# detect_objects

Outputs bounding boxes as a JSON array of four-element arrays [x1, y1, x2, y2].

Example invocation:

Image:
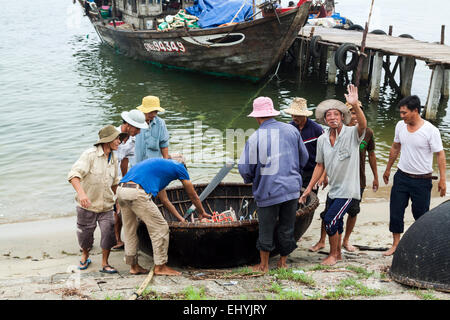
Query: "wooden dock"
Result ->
[[294, 25, 450, 119]]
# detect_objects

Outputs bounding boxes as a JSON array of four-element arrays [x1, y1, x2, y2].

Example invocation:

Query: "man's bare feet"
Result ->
[[154, 264, 181, 276], [251, 264, 269, 273], [277, 257, 288, 269], [343, 242, 357, 252], [321, 255, 338, 266], [130, 264, 149, 275], [309, 242, 325, 252], [383, 246, 397, 256]]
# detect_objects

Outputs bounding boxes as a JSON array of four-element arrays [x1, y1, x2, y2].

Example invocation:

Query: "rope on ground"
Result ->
[[128, 265, 155, 300]]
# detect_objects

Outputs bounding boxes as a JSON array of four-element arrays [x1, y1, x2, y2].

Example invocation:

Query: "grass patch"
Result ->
[[104, 293, 124, 300], [325, 277, 388, 299], [269, 268, 315, 286], [307, 264, 334, 272], [346, 265, 375, 279], [266, 282, 304, 300], [182, 286, 210, 300], [412, 289, 439, 300]]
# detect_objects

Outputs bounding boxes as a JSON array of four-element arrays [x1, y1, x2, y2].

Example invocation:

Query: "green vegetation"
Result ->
[[346, 265, 375, 279], [182, 286, 210, 300], [412, 289, 439, 300], [267, 282, 304, 300], [104, 293, 124, 300], [269, 268, 315, 286], [325, 277, 388, 299], [307, 264, 334, 272]]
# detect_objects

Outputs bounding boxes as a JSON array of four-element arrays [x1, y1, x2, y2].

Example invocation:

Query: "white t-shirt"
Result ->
[[316, 125, 365, 200], [114, 126, 136, 177], [394, 120, 443, 174]]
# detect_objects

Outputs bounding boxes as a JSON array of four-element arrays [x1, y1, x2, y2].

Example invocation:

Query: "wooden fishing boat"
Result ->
[[77, 0, 311, 81], [136, 182, 319, 268]]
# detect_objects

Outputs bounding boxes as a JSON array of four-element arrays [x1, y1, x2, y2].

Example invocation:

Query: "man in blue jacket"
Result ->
[[238, 97, 308, 273]]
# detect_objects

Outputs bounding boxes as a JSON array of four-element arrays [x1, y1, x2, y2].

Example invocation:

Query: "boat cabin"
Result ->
[[109, 0, 195, 29]]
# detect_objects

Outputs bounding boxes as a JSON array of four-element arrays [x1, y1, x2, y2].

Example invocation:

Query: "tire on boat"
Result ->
[[399, 33, 414, 39], [370, 29, 387, 35], [309, 35, 322, 58], [390, 200, 450, 292], [137, 183, 319, 268], [334, 43, 359, 72], [348, 24, 364, 32]]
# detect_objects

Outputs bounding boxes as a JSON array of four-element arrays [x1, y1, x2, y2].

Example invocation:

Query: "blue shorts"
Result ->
[[323, 198, 353, 236]]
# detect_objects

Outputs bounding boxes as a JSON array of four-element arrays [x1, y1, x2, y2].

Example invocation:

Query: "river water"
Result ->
[[0, 0, 449, 224]]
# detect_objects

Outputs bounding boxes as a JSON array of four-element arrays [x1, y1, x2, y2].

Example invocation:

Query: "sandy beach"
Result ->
[[0, 186, 449, 301]]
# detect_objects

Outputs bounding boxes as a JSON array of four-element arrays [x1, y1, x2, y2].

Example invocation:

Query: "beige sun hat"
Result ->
[[315, 99, 352, 125], [136, 96, 166, 114], [94, 125, 121, 146], [284, 97, 313, 117]]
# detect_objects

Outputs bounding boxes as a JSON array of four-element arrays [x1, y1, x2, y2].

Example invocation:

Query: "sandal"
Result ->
[[78, 258, 91, 270], [99, 265, 118, 274]]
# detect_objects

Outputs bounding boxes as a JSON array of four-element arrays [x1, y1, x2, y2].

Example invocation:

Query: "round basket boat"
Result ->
[[137, 182, 319, 268], [390, 200, 450, 292]]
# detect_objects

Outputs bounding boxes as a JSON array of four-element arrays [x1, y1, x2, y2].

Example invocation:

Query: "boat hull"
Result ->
[[137, 183, 319, 268], [85, 5, 310, 80]]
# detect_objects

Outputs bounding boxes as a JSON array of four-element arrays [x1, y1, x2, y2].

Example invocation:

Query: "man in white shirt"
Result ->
[[383, 95, 447, 256], [112, 109, 148, 250]]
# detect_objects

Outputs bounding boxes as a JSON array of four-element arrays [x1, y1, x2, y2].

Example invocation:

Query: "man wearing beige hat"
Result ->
[[299, 84, 367, 266], [135, 96, 170, 162], [284, 97, 324, 191], [134, 95, 184, 223], [68, 125, 122, 274]]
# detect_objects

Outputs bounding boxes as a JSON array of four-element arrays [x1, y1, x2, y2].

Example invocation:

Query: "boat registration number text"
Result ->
[[144, 41, 186, 53]]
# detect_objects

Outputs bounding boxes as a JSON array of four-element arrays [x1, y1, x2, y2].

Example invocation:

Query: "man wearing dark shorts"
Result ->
[[309, 103, 379, 253]]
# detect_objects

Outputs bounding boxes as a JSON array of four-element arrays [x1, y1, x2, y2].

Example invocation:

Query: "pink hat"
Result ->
[[247, 97, 280, 118]]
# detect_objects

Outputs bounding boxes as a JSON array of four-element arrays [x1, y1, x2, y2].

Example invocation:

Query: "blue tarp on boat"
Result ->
[[185, 0, 254, 28]]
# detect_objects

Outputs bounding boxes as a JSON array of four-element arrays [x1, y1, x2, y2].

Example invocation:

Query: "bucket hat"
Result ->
[[315, 99, 351, 125], [248, 97, 280, 118], [284, 97, 313, 117], [136, 96, 165, 114], [121, 109, 149, 129], [94, 125, 121, 146]]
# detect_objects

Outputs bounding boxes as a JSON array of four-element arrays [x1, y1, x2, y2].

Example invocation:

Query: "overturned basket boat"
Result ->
[[137, 182, 319, 268], [390, 200, 450, 292]]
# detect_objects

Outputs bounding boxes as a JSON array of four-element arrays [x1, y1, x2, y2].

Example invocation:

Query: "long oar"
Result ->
[[183, 161, 236, 220]]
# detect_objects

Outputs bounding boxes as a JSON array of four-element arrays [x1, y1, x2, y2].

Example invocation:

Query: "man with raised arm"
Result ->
[[299, 84, 367, 266]]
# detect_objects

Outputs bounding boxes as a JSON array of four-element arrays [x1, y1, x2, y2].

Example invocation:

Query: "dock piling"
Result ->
[[370, 52, 384, 101], [327, 49, 337, 84], [425, 65, 445, 119], [442, 69, 450, 98], [399, 57, 416, 97]]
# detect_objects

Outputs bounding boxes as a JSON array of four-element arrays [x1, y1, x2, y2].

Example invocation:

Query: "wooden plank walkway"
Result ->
[[299, 26, 450, 66]]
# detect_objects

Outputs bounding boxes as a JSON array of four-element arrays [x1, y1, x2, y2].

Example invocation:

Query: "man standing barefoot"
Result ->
[[300, 85, 367, 266], [239, 97, 308, 272], [383, 95, 446, 256]]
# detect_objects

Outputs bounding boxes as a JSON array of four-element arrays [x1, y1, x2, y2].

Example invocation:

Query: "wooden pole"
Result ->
[[441, 25, 445, 44], [370, 52, 383, 101], [354, 0, 375, 87], [384, 25, 393, 83], [425, 65, 444, 119], [327, 48, 337, 84]]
